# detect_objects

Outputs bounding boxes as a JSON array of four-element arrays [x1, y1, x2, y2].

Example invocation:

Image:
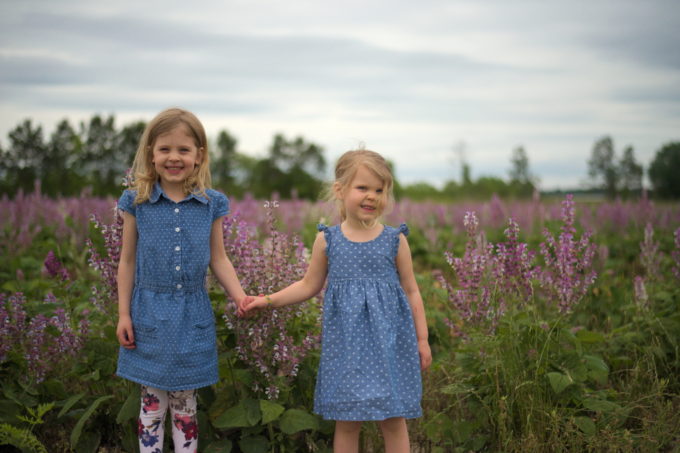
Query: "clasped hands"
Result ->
[[237, 294, 271, 317]]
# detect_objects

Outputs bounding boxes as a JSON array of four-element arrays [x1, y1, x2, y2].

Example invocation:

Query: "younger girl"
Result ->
[[244, 149, 431, 453], [116, 107, 248, 452]]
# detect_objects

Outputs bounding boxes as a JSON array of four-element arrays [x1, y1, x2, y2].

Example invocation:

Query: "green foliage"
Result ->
[[649, 141, 680, 199]]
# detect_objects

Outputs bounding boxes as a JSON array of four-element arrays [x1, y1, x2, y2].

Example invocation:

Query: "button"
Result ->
[[175, 266, 181, 271], [175, 246, 181, 251], [176, 284, 182, 289], [175, 227, 180, 232], [174, 208, 179, 213]]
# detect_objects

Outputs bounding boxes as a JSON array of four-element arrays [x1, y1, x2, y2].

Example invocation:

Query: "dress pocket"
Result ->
[[133, 323, 161, 360], [182, 318, 215, 354]]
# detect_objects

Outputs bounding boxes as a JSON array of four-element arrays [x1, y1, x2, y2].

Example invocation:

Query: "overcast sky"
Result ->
[[1, 0, 679, 190]]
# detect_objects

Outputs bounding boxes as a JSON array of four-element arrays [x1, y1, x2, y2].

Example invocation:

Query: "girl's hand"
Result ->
[[242, 296, 270, 313], [237, 295, 255, 317], [116, 315, 136, 349], [418, 339, 432, 371]]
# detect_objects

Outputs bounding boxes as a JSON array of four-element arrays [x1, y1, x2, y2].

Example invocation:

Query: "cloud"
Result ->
[[1, 0, 679, 189]]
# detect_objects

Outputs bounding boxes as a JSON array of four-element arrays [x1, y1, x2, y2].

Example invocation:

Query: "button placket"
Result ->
[[173, 204, 182, 288]]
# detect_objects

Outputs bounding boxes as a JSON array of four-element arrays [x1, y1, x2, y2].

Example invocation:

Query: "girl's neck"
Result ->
[[159, 180, 187, 203], [340, 219, 383, 242]]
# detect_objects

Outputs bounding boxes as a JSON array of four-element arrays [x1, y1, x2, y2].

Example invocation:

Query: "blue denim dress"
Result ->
[[116, 182, 228, 391], [314, 223, 422, 421]]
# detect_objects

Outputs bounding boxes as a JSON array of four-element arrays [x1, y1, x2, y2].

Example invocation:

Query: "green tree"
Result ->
[[117, 121, 146, 173], [1, 119, 46, 196], [648, 141, 680, 199], [618, 145, 643, 198], [508, 146, 536, 198], [43, 119, 82, 196], [79, 115, 120, 195], [249, 134, 326, 199], [587, 136, 619, 198], [212, 130, 238, 192]]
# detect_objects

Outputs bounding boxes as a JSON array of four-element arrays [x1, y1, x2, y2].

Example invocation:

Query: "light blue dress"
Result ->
[[116, 182, 228, 391], [314, 223, 422, 421]]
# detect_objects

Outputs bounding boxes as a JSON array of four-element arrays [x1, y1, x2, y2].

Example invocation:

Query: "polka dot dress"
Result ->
[[116, 182, 228, 391], [313, 223, 422, 421]]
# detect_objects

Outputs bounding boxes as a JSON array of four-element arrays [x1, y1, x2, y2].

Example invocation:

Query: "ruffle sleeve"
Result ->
[[317, 223, 331, 256], [117, 190, 137, 216], [393, 223, 410, 257]]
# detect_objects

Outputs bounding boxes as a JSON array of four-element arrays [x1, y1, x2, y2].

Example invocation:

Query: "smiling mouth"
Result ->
[[361, 205, 376, 210]]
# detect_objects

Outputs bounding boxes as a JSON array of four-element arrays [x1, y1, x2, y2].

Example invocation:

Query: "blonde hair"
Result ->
[[326, 149, 394, 225], [129, 107, 211, 204]]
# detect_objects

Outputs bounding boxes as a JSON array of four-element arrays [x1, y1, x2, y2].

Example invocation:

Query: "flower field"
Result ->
[[1, 188, 679, 452]]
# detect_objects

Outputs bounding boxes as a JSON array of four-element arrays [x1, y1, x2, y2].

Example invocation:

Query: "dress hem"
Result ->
[[116, 372, 217, 392]]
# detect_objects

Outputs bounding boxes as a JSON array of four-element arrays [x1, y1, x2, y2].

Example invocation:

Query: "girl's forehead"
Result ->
[[351, 165, 383, 184]]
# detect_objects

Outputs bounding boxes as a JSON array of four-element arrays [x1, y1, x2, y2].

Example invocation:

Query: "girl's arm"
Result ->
[[243, 231, 328, 311], [116, 212, 137, 349], [396, 233, 432, 371], [209, 216, 248, 308]]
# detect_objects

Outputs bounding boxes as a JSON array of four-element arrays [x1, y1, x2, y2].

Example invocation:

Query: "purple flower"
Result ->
[[538, 195, 597, 313], [43, 250, 70, 280], [672, 228, 680, 280], [639, 223, 662, 280]]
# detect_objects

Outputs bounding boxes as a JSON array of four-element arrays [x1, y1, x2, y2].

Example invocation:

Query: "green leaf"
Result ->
[[582, 398, 621, 413], [75, 431, 101, 453], [116, 390, 140, 424], [58, 392, 86, 418], [576, 330, 605, 344], [546, 372, 572, 394], [243, 398, 262, 426], [212, 399, 260, 429], [70, 395, 113, 448], [205, 439, 233, 453], [279, 408, 319, 434], [238, 435, 268, 453], [574, 416, 596, 435], [260, 399, 285, 424]]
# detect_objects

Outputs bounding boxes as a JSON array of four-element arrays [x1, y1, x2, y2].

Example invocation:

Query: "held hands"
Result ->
[[116, 315, 135, 349], [236, 295, 255, 317], [239, 294, 271, 316]]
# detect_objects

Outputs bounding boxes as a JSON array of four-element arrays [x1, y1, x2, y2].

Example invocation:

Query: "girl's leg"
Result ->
[[168, 389, 198, 452], [333, 420, 362, 453], [138, 385, 168, 452], [378, 417, 410, 453]]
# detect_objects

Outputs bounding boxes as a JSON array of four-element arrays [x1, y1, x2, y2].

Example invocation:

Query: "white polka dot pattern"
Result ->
[[116, 182, 228, 391], [313, 223, 423, 421]]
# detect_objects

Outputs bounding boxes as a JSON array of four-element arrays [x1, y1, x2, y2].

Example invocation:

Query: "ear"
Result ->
[[196, 147, 204, 166], [333, 182, 344, 200]]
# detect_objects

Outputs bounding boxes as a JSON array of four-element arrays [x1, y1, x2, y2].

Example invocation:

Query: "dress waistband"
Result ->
[[327, 276, 399, 284], [136, 281, 206, 293]]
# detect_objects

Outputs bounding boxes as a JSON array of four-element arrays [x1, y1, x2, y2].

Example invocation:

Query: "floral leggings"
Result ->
[[138, 385, 198, 453]]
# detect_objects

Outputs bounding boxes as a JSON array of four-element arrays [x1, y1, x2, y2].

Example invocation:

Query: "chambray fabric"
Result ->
[[116, 182, 228, 391], [314, 223, 422, 421]]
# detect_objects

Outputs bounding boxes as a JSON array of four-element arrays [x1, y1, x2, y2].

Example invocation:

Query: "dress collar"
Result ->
[[149, 181, 209, 204]]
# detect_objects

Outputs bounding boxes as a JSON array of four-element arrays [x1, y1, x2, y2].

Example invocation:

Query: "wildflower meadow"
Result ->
[[1, 187, 679, 452]]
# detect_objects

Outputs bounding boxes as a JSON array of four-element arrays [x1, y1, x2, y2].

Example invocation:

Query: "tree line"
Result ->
[[0, 115, 678, 200]]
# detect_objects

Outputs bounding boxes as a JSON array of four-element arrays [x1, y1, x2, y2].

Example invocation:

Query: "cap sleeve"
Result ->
[[117, 190, 136, 216], [393, 223, 409, 257], [398, 223, 410, 237], [212, 191, 230, 221], [317, 223, 330, 256]]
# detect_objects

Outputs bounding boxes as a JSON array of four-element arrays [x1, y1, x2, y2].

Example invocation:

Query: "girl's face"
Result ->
[[338, 165, 385, 226], [151, 125, 202, 191]]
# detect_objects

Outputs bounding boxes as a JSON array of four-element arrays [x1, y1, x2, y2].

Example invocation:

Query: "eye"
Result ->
[[376, 188, 383, 194], [356, 185, 367, 191]]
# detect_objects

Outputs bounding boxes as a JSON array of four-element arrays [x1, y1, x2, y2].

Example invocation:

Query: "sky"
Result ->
[[1, 0, 679, 190]]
